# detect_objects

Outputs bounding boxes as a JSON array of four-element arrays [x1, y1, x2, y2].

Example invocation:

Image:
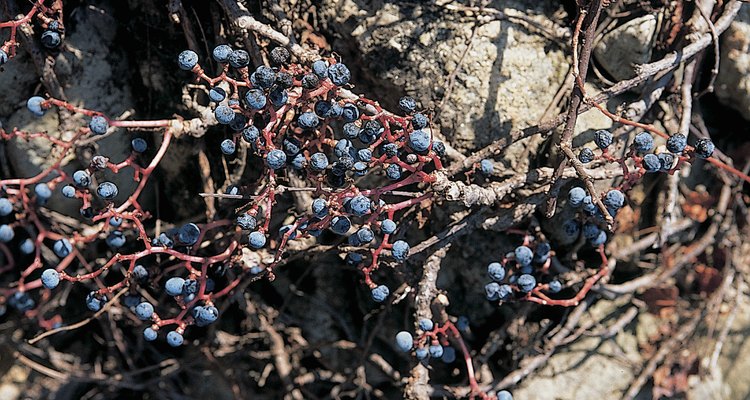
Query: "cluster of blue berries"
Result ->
[[483, 243, 560, 303]]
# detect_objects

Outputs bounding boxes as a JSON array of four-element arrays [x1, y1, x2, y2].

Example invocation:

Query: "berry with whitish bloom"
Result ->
[[20, 239, 34, 255], [209, 87, 226, 102], [301, 73, 319, 89], [143, 327, 157, 341], [590, 230, 607, 246], [594, 129, 613, 149], [667, 134, 687, 153], [429, 344, 444, 358], [266, 149, 287, 170], [343, 122, 360, 139], [386, 164, 402, 180], [694, 138, 715, 158], [0, 198, 12, 216], [487, 262, 506, 282], [442, 347, 456, 363], [131, 138, 147, 153], [96, 181, 118, 200], [568, 187, 586, 208], [237, 214, 257, 230], [27, 96, 47, 117], [41, 269, 60, 289], [408, 130, 431, 153], [381, 219, 397, 234], [312, 60, 328, 77], [248, 231, 266, 249], [330, 216, 352, 235], [212, 44, 232, 63], [109, 216, 123, 227], [418, 318, 434, 332], [643, 153, 661, 172], [549, 280, 562, 293], [327, 63, 351, 86], [633, 132, 654, 153], [658, 153, 675, 171], [349, 195, 371, 216], [534, 242, 551, 263], [53, 238, 73, 258], [479, 159, 494, 175], [178, 50, 198, 70], [244, 89, 267, 110], [242, 125, 259, 143], [227, 49, 249, 68], [178, 223, 201, 245], [314, 100, 333, 118], [514, 246, 533, 267], [35, 184, 52, 201], [578, 147, 594, 163], [106, 231, 126, 248], [392, 240, 410, 261], [194, 305, 219, 326], [311, 198, 328, 218], [371, 285, 389, 302], [395, 331, 413, 352], [86, 291, 106, 311], [167, 331, 183, 347], [73, 170, 91, 187], [253, 65, 275, 88], [399, 96, 417, 113], [485, 282, 502, 300], [582, 195, 596, 215], [89, 116, 108, 135], [158, 233, 174, 248], [412, 113, 429, 129], [220, 139, 236, 155], [346, 252, 364, 266], [41, 30, 61, 48], [269, 88, 288, 107], [165, 277, 185, 296], [298, 112, 319, 129], [310, 152, 329, 171], [291, 154, 306, 169], [582, 223, 601, 241], [61, 185, 76, 198], [135, 302, 154, 320], [497, 390, 514, 400], [604, 189, 625, 210], [342, 104, 359, 122], [214, 105, 235, 124], [269, 47, 290, 65], [132, 264, 148, 281], [517, 274, 536, 292], [357, 148, 372, 162], [357, 227, 374, 243], [415, 347, 428, 360]]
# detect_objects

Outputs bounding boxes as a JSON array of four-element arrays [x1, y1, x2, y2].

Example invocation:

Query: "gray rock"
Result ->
[[594, 15, 657, 81], [715, 5, 750, 118]]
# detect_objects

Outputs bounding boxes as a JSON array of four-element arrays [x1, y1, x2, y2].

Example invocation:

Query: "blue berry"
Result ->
[[578, 147, 595, 163], [395, 331, 413, 352], [143, 327, 158, 341], [342, 122, 360, 139], [517, 274, 536, 292], [594, 129, 613, 149], [428, 344, 444, 358], [314, 100, 332, 118], [412, 113, 429, 129], [534, 242, 551, 263], [165, 277, 185, 296], [327, 63, 351, 86], [442, 347, 456, 363], [53, 238, 72, 258], [253, 65, 275, 89], [398, 96, 417, 114], [310, 153, 329, 171], [209, 87, 226, 102], [109, 216, 123, 227], [658, 153, 675, 171], [242, 125, 259, 143], [562, 219, 580, 239], [357, 149, 372, 162], [166, 331, 184, 347], [214, 105, 235, 124], [582, 195, 596, 215], [73, 170, 91, 187], [245, 88, 267, 110], [342, 104, 359, 122], [694, 138, 714, 158], [27, 96, 47, 117], [497, 390, 514, 400], [0, 198, 12, 216], [371, 285, 389, 302], [178, 50, 198, 70], [590, 230, 607, 246], [418, 318, 434, 332], [301, 73, 320, 89], [106, 231, 126, 248], [415, 347, 428, 360], [548, 280, 562, 293], [131, 138, 148, 153], [248, 231, 266, 249], [583, 223, 601, 241], [349, 195, 371, 216], [666, 134, 687, 153], [8, 292, 35, 312], [61, 185, 75, 198], [480, 159, 494, 175], [381, 219, 397, 234], [312, 60, 328, 77], [291, 154, 306, 169], [158, 233, 174, 248], [212, 44, 232, 63], [298, 112, 319, 129], [514, 246, 533, 267], [642, 153, 660, 172], [269, 88, 288, 107], [330, 216, 352, 235], [227, 49, 249, 68], [346, 252, 364, 266], [391, 240, 410, 261], [86, 291, 106, 312], [230, 114, 248, 132], [386, 164, 402, 180], [311, 198, 328, 218], [89, 116, 108, 135], [19, 239, 34, 254], [487, 262, 506, 282], [568, 187, 586, 208], [41, 30, 61, 48], [41, 269, 59, 289], [270, 47, 290, 65], [266, 149, 287, 170], [96, 181, 118, 200], [603, 189, 625, 210], [35, 183, 52, 201], [221, 139, 236, 155], [0, 49, 7, 65], [408, 130, 431, 153], [633, 132, 654, 153], [135, 302, 154, 320], [132, 264, 148, 281], [178, 223, 201, 245], [356, 227, 374, 244], [194, 305, 219, 326], [237, 214, 257, 230]]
